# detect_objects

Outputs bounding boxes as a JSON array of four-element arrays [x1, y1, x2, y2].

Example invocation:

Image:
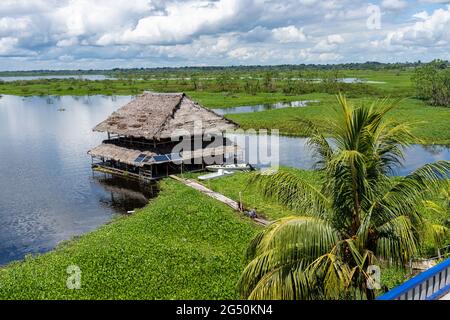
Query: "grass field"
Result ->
[[0, 179, 258, 299]]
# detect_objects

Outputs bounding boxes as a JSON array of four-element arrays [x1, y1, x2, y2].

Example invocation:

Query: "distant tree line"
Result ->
[[2, 60, 448, 77]]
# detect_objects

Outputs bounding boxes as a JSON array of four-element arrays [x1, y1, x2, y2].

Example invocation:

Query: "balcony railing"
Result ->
[[377, 257, 450, 300]]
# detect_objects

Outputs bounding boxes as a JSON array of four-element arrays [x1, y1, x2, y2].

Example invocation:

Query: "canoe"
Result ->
[[205, 163, 253, 172], [198, 169, 235, 180]]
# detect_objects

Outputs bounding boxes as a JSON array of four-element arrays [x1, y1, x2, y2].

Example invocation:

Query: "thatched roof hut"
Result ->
[[93, 92, 237, 140], [88, 92, 240, 180]]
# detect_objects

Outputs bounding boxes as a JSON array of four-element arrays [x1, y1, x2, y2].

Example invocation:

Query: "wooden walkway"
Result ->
[[170, 175, 271, 226]]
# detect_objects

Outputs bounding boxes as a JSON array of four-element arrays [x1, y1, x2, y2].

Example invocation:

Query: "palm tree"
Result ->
[[238, 94, 450, 300]]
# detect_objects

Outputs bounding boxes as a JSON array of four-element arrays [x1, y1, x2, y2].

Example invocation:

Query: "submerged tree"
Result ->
[[238, 94, 450, 300]]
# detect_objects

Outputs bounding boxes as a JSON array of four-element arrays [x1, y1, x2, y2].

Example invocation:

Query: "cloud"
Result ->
[[381, 0, 408, 10], [385, 5, 450, 47], [96, 0, 258, 46], [272, 25, 307, 43], [0, 17, 32, 37], [0, 0, 449, 69], [312, 34, 344, 53], [0, 37, 36, 56]]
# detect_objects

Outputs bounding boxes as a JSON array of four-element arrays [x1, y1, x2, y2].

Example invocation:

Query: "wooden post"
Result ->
[[239, 191, 243, 212]]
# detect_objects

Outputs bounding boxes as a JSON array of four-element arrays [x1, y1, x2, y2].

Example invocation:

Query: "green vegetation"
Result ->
[[0, 167, 447, 299], [413, 60, 450, 107], [1, 66, 449, 144], [0, 179, 258, 299], [227, 96, 450, 144], [0, 64, 449, 300], [237, 95, 450, 300], [186, 168, 321, 221]]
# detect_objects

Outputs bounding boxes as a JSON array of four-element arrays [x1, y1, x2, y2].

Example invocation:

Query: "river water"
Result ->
[[0, 75, 110, 82]]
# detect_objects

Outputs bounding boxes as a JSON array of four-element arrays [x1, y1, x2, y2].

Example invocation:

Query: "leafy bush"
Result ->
[[413, 60, 450, 107]]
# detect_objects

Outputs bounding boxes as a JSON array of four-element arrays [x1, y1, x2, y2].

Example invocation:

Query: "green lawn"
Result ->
[[0, 179, 258, 299], [186, 168, 321, 220]]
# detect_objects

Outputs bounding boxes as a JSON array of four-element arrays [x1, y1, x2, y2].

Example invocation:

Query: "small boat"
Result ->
[[205, 163, 253, 172], [198, 169, 235, 180]]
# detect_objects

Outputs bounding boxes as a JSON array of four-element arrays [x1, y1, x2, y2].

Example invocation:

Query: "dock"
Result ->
[[170, 175, 271, 226]]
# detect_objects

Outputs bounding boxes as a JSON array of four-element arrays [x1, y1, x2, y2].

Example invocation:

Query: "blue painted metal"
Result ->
[[426, 284, 450, 301], [377, 258, 450, 300]]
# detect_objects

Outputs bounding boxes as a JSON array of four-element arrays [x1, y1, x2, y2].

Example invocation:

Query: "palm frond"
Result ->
[[246, 263, 317, 300], [292, 117, 334, 170], [249, 170, 330, 217], [376, 215, 420, 264], [308, 247, 351, 299], [239, 216, 340, 298], [374, 161, 450, 227]]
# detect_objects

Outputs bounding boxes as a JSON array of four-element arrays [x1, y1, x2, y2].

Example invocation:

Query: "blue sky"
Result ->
[[0, 0, 449, 70]]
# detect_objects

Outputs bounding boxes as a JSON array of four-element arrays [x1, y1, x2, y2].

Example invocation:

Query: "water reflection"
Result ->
[[212, 100, 319, 115], [93, 176, 159, 212], [0, 94, 136, 265], [0, 75, 111, 82], [230, 134, 450, 176]]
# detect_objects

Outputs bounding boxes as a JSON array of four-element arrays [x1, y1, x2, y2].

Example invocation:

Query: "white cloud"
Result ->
[[0, 37, 35, 56], [0, 0, 449, 69], [381, 0, 408, 10], [386, 5, 450, 47], [96, 0, 255, 46], [312, 34, 345, 53], [0, 17, 32, 37], [272, 25, 307, 43], [228, 47, 256, 60], [56, 37, 79, 47]]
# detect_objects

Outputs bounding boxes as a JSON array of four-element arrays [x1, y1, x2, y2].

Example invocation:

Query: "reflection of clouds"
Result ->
[[400, 145, 450, 175], [421, 144, 450, 155], [212, 100, 315, 115], [0, 95, 134, 265]]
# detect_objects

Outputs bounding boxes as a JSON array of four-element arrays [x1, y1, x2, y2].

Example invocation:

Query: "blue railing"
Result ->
[[377, 257, 450, 300]]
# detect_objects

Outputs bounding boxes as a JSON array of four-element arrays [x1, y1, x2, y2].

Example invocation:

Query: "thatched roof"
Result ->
[[93, 92, 237, 140], [88, 142, 239, 167]]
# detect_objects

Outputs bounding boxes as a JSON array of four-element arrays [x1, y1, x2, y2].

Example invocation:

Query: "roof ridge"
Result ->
[[153, 93, 185, 139]]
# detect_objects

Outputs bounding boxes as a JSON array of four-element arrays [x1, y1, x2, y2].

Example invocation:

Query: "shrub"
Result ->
[[412, 60, 450, 107]]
